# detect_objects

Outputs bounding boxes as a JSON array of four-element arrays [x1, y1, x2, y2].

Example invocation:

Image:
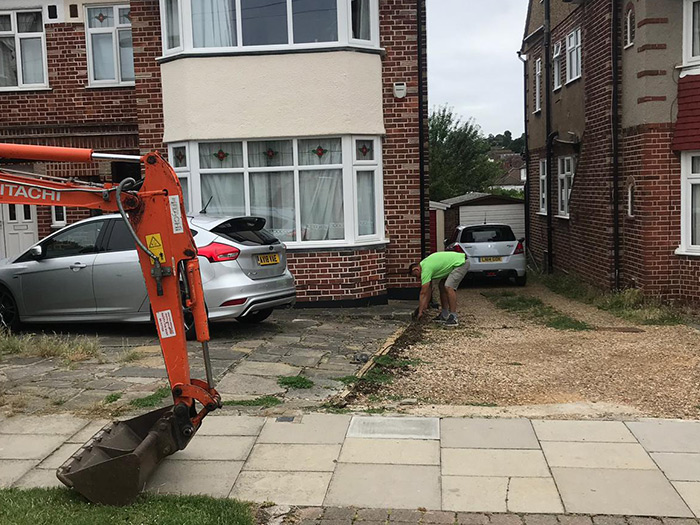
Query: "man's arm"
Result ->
[[418, 282, 432, 318]]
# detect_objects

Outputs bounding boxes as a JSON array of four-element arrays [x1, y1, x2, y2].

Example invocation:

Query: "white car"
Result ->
[[445, 224, 527, 286]]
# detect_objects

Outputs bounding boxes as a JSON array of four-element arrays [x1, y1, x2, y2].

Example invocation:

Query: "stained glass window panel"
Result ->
[[199, 142, 244, 169], [87, 7, 114, 28], [248, 140, 293, 168], [298, 138, 342, 165]]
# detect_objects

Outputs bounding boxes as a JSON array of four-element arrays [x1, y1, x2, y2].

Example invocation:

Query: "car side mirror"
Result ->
[[29, 245, 43, 259]]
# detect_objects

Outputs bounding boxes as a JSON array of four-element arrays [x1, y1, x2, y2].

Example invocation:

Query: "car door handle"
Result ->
[[69, 262, 87, 271]]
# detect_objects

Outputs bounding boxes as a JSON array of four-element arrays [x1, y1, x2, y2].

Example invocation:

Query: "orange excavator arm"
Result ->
[[0, 143, 221, 505]]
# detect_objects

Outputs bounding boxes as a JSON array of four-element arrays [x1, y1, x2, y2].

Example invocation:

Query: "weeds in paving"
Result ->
[[103, 393, 122, 405], [466, 401, 498, 407], [277, 376, 314, 389], [484, 291, 590, 331], [129, 387, 171, 408], [538, 272, 683, 325], [119, 350, 145, 363], [364, 407, 387, 414], [222, 396, 282, 408], [0, 330, 101, 364], [373, 355, 424, 368]]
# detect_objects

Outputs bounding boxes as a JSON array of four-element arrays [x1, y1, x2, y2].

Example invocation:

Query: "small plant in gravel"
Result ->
[[119, 349, 145, 363], [129, 387, 171, 408], [487, 293, 591, 331], [104, 393, 122, 404], [222, 396, 282, 408], [277, 375, 314, 389]]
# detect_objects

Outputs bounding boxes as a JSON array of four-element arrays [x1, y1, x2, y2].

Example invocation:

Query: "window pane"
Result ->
[[53, 206, 65, 223], [0, 37, 18, 87], [199, 142, 243, 169], [20, 37, 44, 84], [241, 0, 288, 46], [201, 173, 245, 215], [43, 221, 102, 259], [355, 139, 374, 161], [179, 177, 189, 213], [0, 15, 11, 32], [250, 171, 295, 242], [293, 0, 338, 44], [17, 12, 42, 32], [23, 205, 31, 221], [351, 0, 371, 40], [300, 169, 344, 241], [172, 146, 187, 168], [91, 33, 115, 80], [692, 156, 700, 174], [165, 0, 181, 49], [87, 7, 114, 28], [193, 0, 237, 48], [118, 29, 134, 81], [357, 170, 375, 236], [107, 219, 137, 252], [8, 205, 16, 221], [118, 8, 131, 25], [693, 184, 700, 245], [694, 2, 700, 57], [298, 138, 342, 165], [248, 140, 293, 167]]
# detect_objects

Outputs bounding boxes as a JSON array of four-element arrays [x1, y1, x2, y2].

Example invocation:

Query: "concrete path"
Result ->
[[2, 413, 700, 518]]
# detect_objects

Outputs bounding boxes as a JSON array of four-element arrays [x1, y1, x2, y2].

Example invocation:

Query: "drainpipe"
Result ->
[[518, 51, 530, 248], [544, 0, 555, 273], [611, 0, 621, 289], [417, 0, 427, 259]]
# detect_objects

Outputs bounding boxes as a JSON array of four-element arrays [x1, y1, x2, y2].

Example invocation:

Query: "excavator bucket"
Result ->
[[56, 405, 187, 506]]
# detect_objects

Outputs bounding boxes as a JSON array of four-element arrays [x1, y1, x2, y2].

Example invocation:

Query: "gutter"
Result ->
[[417, 0, 427, 259], [611, 0, 621, 289], [544, 0, 555, 273]]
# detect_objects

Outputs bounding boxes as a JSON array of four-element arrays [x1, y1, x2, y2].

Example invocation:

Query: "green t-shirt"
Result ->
[[420, 252, 466, 285]]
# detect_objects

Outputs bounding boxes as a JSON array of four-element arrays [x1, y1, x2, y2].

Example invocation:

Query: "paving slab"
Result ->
[[258, 414, 351, 444], [507, 477, 565, 513], [673, 482, 700, 517], [36, 442, 82, 469], [541, 442, 657, 469], [0, 460, 38, 488], [442, 449, 550, 477], [325, 464, 441, 510], [146, 460, 243, 498], [627, 421, 700, 453], [231, 471, 332, 506], [552, 467, 694, 517], [441, 418, 539, 449], [235, 361, 301, 377], [13, 468, 63, 489], [169, 436, 256, 461], [66, 420, 110, 443], [243, 444, 341, 471], [216, 374, 285, 396], [0, 414, 87, 436], [533, 420, 637, 443], [347, 416, 439, 440], [442, 476, 508, 512], [113, 366, 167, 378], [197, 415, 265, 436], [652, 454, 700, 482], [0, 434, 66, 460], [338, 438, 440, 465]]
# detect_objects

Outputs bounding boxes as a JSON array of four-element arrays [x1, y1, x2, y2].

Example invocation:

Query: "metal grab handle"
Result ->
[[69, 262, 87, 270]]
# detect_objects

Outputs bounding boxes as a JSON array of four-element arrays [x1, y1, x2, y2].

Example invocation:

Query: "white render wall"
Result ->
[[161, 51, 385, 143]]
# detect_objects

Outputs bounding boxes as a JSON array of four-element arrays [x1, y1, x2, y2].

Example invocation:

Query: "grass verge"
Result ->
[[484, 291, 590, 330], [103, 393, 122, 404], [277, 375, 314, 389], [129, 387, 171, 408], [222, 395, 282, 408], [0, 488, 254, 525], [539, 273, 683, 325], [0, 331, 100, 363]]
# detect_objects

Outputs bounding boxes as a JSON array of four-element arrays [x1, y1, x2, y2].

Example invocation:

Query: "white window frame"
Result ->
[[170, 136, 385, 249], [683, 0, 700, 68], [538, 159, 547, 214], [534, 57, 542, 113], [552, 42, 562, 90], [169, 142, 191, 213], [51, 206, 67, 228], [678, 151, 700, 255], [85, 5, 135, 87], [624, 7, 635, 49], [159, 0, 380, 57], [557, 156, 574, 218], [0, 9, 49, 91], [566, 27, 582, 83]]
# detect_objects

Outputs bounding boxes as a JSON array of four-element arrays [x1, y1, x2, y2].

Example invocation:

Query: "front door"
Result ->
[[1, 205, 38, 259]]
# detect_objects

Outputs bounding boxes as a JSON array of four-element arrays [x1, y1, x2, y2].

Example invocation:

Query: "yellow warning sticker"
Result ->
[[145, 233, 166, 264]]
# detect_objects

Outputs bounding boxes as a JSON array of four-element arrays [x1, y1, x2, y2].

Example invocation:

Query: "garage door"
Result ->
[[459, 204, 525, 239]]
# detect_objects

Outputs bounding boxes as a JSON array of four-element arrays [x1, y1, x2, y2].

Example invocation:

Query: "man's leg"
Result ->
[[433, 279, 450, 322], [443, 262, 469, 326]]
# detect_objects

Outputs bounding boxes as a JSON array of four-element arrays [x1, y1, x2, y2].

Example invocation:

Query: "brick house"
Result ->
[[521, 0, 700, 303], [0, 0, 429, 305]]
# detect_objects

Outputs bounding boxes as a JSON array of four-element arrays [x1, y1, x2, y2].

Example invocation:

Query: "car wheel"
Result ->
[[0, 287, 20, 332], [236, 308, 273, 324], [515, 275, 527, 287]]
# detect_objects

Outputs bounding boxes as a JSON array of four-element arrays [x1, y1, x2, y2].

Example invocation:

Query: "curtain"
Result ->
[[351, 0, 371, 41], [118, 30, 134, 81], [0, 38, 17, 87], [248, 140, 293, 167], [298, 138, 342, 165], [91, 33, 115, 80], [357, 170, 375, 236], [165, 0, 181, 49], [193, 0, 236, 48], [201, 173, 245, 215], [300, 170, 344, 241], [693, 185, 700, 246], [250, 172, 295, 242], [179, 178, 190, 213], [20, 38, 44, 84]]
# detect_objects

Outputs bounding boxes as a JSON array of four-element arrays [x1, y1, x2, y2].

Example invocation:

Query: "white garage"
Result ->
[[442, 192, 525, 240]]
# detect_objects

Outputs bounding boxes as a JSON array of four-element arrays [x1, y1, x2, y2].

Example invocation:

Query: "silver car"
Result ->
[[446, 224, 527, 286], [0, 214, 296, 336]]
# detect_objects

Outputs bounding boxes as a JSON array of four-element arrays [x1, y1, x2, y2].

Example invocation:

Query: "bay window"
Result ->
[[0, 10, 47, 90], [678, 152, 700, 254], [684, 0, 700, 67], [160, 0, 379, 55], [170, 136, 383, 247], [86, 5, 134, 86]]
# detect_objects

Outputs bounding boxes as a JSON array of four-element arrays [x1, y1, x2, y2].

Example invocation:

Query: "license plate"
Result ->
[[257, 254, 280, 266], [480, 256, 502, 263]]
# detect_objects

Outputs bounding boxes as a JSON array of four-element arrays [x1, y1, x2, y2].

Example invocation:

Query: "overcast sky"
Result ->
[[427, 0, 529, 137]]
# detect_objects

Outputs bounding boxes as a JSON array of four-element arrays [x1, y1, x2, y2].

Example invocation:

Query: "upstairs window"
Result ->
[[534, 57, 542, 113], [624, 6, 635, 49], [566, 27, 582, 83], [552, 41, 562, 90], [86, 5, 134, 86], [539, 159, 547, 214], [683, 0, 700, 66], [557, 156, 574, 217], [0, 10, 47, 90]]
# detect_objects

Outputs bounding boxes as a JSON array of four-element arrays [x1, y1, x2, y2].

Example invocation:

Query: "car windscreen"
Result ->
[[460, 225, 516, 243], [211, 218, 279, 246]]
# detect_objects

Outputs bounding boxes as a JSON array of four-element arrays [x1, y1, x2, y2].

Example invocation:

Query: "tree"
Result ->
[[429, 106, 502, 201]]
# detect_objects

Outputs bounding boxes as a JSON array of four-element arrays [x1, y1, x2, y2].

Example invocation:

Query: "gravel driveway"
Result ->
[[376, 282, 700, 419]]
